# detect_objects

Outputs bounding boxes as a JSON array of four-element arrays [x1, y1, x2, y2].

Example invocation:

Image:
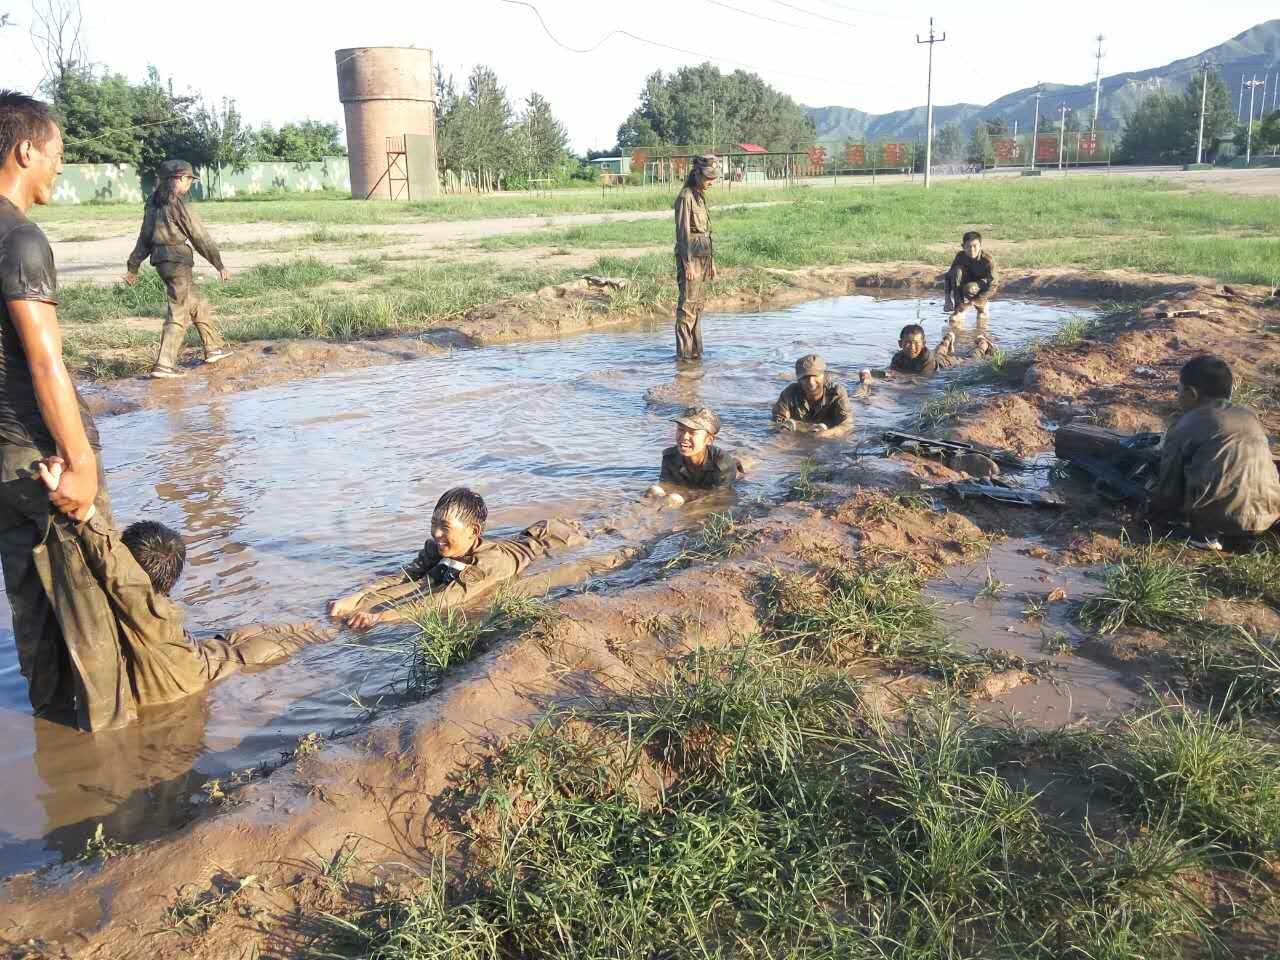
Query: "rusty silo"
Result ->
[[335, 46, 440, 200]]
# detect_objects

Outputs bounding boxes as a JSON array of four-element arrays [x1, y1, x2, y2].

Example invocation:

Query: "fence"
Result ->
[[49, 159, 351, 205]]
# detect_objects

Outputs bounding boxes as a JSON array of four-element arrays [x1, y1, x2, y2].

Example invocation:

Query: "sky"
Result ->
[[1, 0, 1276, 152]]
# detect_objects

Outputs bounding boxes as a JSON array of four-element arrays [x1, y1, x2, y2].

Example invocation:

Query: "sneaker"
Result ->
[[149, 367, 186, 379], [203, 349, 232, 365]]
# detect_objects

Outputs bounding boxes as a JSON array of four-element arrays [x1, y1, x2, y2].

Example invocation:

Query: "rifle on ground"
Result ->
[[1053, 423, 1161, 507], [876, 431, 1029, 471], [928, 477, 1064, 508]]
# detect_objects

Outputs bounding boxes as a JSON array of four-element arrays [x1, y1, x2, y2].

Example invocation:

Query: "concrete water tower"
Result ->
[[335, 46, 440, 200]]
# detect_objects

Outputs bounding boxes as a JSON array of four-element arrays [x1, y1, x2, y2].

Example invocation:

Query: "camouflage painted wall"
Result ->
[[52, 159, 351, 204]]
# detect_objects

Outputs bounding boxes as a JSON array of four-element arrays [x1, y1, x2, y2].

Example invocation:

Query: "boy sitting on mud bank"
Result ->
[[1147, 354, 1280, 548], [328, 487, 592, 631], [944, 231, 997, 324], [888, 324, 993, 376], [648, 406, 743, 506]]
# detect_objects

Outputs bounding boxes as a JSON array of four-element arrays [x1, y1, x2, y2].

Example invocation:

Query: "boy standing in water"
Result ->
[[944, 231, 997, 324], [673, 154, 719, 361], [124, 159, 232, 379]]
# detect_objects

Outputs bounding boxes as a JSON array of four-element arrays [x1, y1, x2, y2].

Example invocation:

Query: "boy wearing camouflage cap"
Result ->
[[772, 354, 853, 436], [672, 154, 719, 361], [649, 406, 742, 505], [124, 159, 232, 378]]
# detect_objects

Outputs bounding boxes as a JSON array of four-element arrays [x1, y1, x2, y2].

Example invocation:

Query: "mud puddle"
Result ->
[[929, 540, 1137, 726], [0, 293, 1089, 876]]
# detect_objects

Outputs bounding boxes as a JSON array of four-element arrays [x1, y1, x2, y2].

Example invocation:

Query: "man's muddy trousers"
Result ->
[[0, 444, 135, 731], [154, 262, 226, 372], [675, 255, 711, 360]]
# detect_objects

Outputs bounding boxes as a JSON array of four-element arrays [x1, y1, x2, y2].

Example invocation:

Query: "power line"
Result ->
[[704, 0, 804, 29], [498, 0, 872, 87], [792, 0, 914, 23], [768, 0, 864, 28]]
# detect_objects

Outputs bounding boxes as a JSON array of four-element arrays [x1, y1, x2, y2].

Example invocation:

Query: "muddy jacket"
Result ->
[[890, 346, 956, 375], [1149, 401, 1280, 537], [126, 197, 225, 273], [772, 380, 853, 428], [356, 519, 587, 611], [674, 186, 713, 263], [945, 251, 997, 302], [72, 513, 328, 706], [660, 445, 740, 490]]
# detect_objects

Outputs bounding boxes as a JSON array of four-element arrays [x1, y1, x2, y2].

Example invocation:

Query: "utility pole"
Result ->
[[916, 17, 946, 190], [1091, 34, 1105, 133], [1058, 103, 1068, 170], [1030, 85, 1044, 170], [1258, 72, 1270, 121], [1237, 75, 1245, 123], [1245, 76, 1264, 164], [1196, 59, 1214, 165]]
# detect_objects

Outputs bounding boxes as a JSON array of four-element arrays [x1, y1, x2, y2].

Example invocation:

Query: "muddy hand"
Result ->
[[345, 610, 383, 632], [123, 272, 138, 286], [328, 594, 363, 619], [37, 457, 96, 522]]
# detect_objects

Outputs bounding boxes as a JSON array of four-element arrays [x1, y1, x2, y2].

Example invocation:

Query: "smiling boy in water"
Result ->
[[647, 406, 743, 506]]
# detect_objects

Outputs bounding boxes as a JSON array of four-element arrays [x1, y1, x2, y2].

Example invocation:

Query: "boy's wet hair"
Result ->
[[899, 323, 925, 341], [1180, 354, 1233, 400], [0, 91, 56, 166], [962, 230, 982, 245], [434, 487, 488, 528], [122, 521, 187, 597]]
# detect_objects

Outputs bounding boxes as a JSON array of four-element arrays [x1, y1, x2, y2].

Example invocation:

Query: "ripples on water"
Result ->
[[0, 293, 1089, 874]]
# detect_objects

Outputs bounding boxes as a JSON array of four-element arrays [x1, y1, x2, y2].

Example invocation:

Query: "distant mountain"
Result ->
[[806, 20, 1280, 143]]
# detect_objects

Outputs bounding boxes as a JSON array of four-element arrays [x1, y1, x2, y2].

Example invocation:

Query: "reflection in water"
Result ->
[[0, 294, 1091, 875]]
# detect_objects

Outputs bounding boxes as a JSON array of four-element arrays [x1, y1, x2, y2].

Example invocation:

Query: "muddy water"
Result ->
[[0, 293, 1088, 875]]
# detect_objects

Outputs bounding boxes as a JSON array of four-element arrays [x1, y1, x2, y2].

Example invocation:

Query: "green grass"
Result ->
[[313, 648, 1252, 959], [1204, 545, 1280, 607], [1077, 545, 1210, 634], [915, 385, 971, 430], [664, 512, 757, 570]]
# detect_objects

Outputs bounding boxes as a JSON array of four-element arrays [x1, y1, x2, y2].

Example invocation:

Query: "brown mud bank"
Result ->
[[84, 262, 1197, 417]]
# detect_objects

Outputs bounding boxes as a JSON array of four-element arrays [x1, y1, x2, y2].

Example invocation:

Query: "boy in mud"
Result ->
[[124, 159, 232, 378], [1146, 355, 1280, 548], [944, 231, 997, 324], [328, 487, 589, 631], [771, 354, 853, 437], [648, 406, 743, 506], [37, 457, 329, 706], [887, 324, 993, 376]]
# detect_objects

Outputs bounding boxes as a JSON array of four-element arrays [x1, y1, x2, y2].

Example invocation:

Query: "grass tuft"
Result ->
[[1077, 545, 1209, 634]]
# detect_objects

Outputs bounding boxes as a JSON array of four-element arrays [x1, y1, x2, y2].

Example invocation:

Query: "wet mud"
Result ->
[[3, 272, 1278, 958]]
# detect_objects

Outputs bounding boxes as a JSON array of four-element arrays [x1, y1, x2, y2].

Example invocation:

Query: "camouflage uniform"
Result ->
[[346, 519, 588, 614], [889, 346, 955, 375], [1, 197, 135, 731], [944, 250, 997, 315], [126, 160, 227, 374], [673, 155, 719, 360], [660, 406, 741, 490], [70, 512, 331, 705], [1149, 400, 1280, 539], [772, 355, 853, 429]]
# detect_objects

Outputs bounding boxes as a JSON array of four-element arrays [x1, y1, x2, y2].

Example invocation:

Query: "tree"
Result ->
[[1116, 71, 1233, 164], [30, 0, 85, 88], [255, 121, 345, 162], [933, 122, 963, 163], [984, 117, 1009, 135], [1259, 110, 1280, 152], [967, 124, 993, 165], [512, 92, 568, 178], [192, 98, 255, 186], [616, 64, 814, 152], [436, 65, 515, 176]]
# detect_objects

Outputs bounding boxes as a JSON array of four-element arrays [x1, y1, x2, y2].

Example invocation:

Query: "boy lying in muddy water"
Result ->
[[328, 487, 595, 631], [886, 324, 993, 376], [771, 354, 854, 437], [647, 406, 744, 507], [38, 458, 330, 708], [1146, 354, 1280, 548]]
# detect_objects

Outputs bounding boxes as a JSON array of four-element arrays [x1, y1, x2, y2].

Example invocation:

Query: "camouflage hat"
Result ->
[[159, 158, 199, 180], [673, 405, 721, 435], [691, 153, 720, 179], [795, 354, 827, 378]]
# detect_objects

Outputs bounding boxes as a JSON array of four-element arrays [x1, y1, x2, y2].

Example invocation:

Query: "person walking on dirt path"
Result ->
[[0, 91, 135, 732], [772, 354, 854, 437], [944, 231, 997, 325], [673, 154, 719, 361], [124, 159, 232, 379]]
